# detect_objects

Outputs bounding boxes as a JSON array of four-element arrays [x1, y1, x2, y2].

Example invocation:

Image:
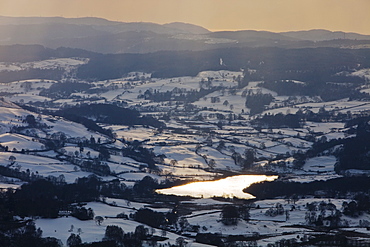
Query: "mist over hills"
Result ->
[[1, 16, 370, 84], [1, 16, 370, 54]]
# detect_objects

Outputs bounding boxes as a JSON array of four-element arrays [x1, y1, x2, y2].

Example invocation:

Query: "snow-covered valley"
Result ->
[[1, 54, 370, 247]]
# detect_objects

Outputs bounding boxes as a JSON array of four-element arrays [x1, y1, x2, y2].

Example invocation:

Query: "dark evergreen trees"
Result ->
[[336, 120, 370, 171], [245, 93, 274, 115], [56, 104, 165, 128], [71, 206, 94, 220], [134, 208, 166, 228], [39, 82, 92, 99], [0, 221, 61, 247], [66, 233, 82, 247], [244, 177, 370, 199], [251, 113, 302, 128], [133, 176, 159, 196], [103, 225, 124, 244], [221, 205, 239, 225]]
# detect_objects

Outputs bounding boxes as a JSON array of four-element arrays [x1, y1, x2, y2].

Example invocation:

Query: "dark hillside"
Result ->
[[244, 177, 370, 199], [0, 45, 97, 62], [77, 47, 370, 81], [0, 44, 53, 62]]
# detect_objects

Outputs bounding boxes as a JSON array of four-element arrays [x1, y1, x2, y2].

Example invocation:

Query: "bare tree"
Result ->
[[208, 159, 216, 169], [95, 216, 104, 225], [170, 159, 178, 167], [8, 156, 16, 166]]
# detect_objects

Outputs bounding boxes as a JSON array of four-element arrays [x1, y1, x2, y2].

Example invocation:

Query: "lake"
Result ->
[[155, 175, 278, 199]]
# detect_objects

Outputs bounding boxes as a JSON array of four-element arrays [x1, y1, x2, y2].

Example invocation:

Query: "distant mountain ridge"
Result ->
[[0, 16, 210, 34], [163, 22, 210, 34], [0, 16, 118, 25], [281, 29, 370, 41], [0, 16, 370, 54]]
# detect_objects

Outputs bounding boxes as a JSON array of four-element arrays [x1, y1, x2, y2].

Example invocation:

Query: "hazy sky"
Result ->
[[1, 0, 369, 34]]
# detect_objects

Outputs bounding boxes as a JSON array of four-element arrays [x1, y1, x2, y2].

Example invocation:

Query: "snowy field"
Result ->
[[0, 58, 87, 72], [36, 201, 211, 246]]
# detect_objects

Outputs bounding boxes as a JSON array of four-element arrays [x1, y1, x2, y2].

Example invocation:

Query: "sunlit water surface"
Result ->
[[156, 175, 278, 199]]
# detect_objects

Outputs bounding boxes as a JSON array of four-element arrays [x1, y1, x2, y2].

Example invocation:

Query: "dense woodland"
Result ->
[[56, 104, 165, 128], [39, 82, 93, 99], [337, 120, 370, 170], [258, 80, 369, 102], [245, 177, 370, 200]]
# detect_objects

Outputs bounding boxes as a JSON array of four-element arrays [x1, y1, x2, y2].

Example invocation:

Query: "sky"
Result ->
[[0, 0, 369, 34]]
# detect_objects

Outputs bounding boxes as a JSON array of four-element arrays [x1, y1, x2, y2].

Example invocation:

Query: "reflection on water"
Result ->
[[156, 175, 278, 199]]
